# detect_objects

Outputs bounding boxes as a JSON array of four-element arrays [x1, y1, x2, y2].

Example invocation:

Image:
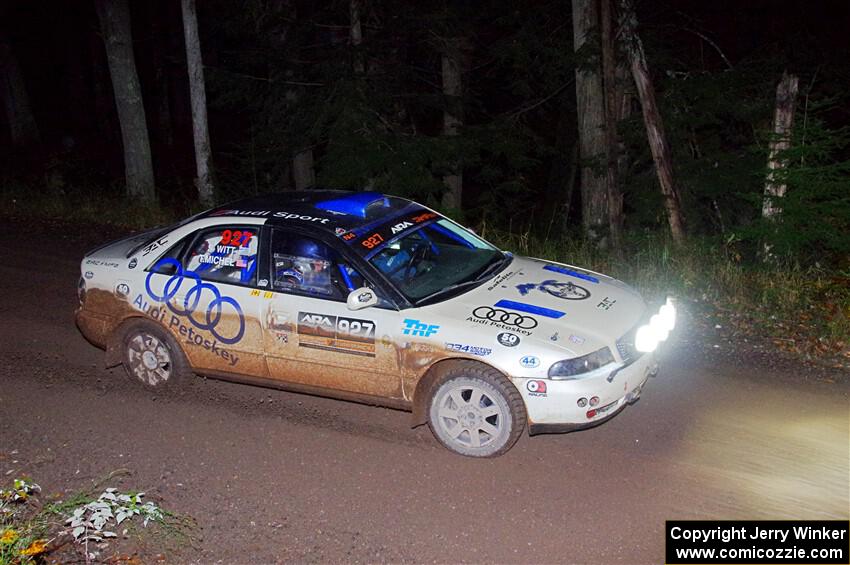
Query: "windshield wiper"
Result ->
[[415, 279, 483, 306], [474, 253, 510, 282], [414, 254, 511, 306]]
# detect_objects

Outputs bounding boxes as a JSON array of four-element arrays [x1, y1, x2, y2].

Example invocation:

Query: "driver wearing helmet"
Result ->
[[274, 238, 335, 296]]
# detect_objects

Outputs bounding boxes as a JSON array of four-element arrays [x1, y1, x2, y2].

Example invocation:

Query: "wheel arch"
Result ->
[[105, 315, 185, 368], [409, 357, 519, 427]]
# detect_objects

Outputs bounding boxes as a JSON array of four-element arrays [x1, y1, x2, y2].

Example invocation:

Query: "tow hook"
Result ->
[[626, 384, 643, 404]]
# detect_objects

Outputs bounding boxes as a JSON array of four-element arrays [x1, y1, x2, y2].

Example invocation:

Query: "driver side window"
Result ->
[[271, 231, 364, 301]]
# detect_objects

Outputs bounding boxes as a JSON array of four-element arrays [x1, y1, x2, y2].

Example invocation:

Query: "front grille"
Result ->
[[616, 324, 643, 365]]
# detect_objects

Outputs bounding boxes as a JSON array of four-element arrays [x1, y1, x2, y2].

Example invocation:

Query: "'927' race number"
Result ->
[[297, 311, 375, 343]]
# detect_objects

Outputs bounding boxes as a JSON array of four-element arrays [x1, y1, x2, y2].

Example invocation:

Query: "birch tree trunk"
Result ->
[[95, 0, 156, 202], [619, 0, 685, 243], [441, 40, 463, 210], [572, 0, 609, 244], [762, 72, 799, 219], [0, 31, 39, 146], [600, 0, 623, 248], [181, 0, 215, 206]]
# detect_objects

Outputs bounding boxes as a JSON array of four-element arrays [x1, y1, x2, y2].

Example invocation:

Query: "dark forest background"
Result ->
[[1, 0, 849, 360]]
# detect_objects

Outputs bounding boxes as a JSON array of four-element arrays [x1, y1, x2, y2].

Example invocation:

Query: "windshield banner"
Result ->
[[340, 209, 439, 256]]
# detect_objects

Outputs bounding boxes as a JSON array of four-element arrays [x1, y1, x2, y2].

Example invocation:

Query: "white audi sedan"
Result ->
[[76, 191, 674, 457]]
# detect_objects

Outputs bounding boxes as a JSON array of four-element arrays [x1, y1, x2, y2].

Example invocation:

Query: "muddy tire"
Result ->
[[427, 362, 526, 457], [120, 319, 190, 389]]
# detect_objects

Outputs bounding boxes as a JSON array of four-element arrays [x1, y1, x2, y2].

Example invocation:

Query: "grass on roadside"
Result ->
[[0, 180, 183, 231]]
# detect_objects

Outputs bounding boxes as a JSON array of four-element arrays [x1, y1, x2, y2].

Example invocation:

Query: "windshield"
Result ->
[[368, 219, 506, 303]]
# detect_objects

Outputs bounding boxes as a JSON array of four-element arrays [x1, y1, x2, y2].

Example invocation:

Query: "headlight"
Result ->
[[635, 297, 677, 353], [548, 347, 615, 380], [659, 298, 676, 331]]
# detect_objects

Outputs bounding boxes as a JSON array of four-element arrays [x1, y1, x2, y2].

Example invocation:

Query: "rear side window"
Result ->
[[184, 227, 260, 286]]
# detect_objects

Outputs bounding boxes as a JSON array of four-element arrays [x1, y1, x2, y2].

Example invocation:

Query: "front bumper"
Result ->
[[75, 307, 111, 349], [517, 350, 658, 434]]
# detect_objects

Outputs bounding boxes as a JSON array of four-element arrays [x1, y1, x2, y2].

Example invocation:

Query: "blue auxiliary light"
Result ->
[[315, 192, 388, 218]]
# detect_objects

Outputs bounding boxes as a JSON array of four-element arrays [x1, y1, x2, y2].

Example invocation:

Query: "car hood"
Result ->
[[431, 255, 647, 357], [84, 227, 167, 261]]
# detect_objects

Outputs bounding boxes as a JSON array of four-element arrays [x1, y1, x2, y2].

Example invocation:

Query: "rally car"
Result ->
[[76, 190, 675, 457]]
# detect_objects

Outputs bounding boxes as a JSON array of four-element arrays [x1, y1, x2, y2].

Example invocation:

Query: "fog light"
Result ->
[[586, 409, 597, 419], [589, 396, 599, 407], [577, 397, 587, 407]]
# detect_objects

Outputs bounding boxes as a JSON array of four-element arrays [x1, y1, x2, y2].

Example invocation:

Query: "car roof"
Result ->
[[201, 190, 427, 234]]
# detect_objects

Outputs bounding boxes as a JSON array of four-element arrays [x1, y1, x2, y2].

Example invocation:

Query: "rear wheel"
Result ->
[[428, 363, 526, 457], [120, 320, 189, 389]]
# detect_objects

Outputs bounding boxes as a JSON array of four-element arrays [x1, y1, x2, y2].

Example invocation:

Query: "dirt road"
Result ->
[[1, 220, 848, 563]]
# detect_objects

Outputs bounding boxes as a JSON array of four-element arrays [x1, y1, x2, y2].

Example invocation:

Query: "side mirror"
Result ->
[[347, 287, 378, 311]]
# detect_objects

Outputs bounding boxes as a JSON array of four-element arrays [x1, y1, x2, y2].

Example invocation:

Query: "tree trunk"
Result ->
[[572, 0, 609, 245], [150, 6, 174, 156], [350, 0, 365, 75], [89, 31, 115, 144], [0, 30, 40, 146], [181, 0, 215, 207], [615, 55, 633, 180], [618, 0, 685, 243], [441, 40, 463, 210], [762, 71, 799, 219], [292, 149, 315, 190], [547, 93, 578, 235], [265, 0, 310, 192], [600, 0, 622, 248], [95, 0, 156, 202]]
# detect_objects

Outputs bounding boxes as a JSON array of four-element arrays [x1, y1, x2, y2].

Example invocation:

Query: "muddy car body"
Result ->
[[76, 191, 675, 456]]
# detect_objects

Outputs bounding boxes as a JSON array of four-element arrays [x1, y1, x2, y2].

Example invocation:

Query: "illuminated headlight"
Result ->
[[659, 297, 677, 331], [548, 347, 615, 380], [635, 325, 658, 353], [635, 297, 677, 353]]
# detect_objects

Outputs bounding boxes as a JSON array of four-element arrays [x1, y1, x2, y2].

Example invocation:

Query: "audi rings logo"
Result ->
[[472, 306, 538, 330], [145, 258, 245, 345]]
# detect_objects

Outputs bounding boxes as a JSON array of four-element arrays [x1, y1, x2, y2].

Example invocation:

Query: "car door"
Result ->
[[261, 228, 404, 399], [142, 223, 267, 377]]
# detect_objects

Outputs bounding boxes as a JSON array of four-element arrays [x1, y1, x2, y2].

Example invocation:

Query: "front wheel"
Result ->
[[428, 363, 526, 457]]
